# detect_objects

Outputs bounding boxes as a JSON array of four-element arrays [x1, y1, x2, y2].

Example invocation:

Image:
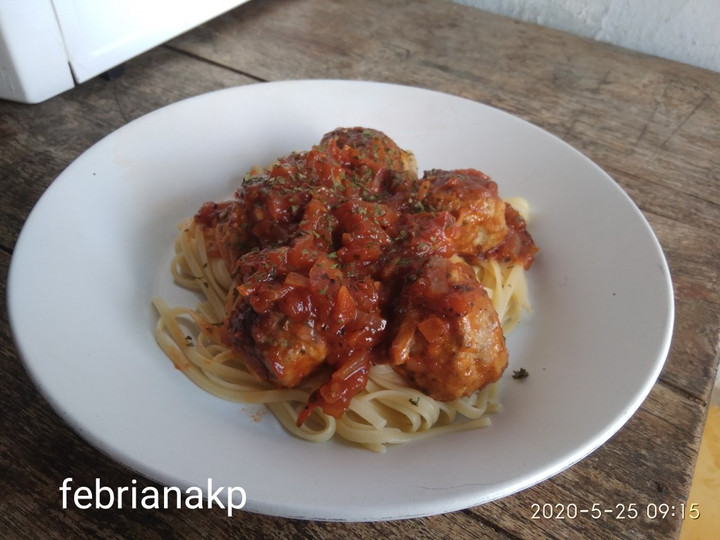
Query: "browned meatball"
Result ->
[[389, 256, 508, 401], [422, 168, 508, 256], [225, 299, 328, 388], [318, 126, 417, 178]]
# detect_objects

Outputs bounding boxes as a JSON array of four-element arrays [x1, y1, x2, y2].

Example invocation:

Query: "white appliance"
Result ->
[[0, 0, 250, 104]]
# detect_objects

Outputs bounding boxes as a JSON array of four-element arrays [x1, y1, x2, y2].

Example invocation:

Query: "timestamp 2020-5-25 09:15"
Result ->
[[530, 502, 700, 521]]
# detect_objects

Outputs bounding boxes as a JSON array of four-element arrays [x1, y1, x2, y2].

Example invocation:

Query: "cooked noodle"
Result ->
[[152, 207, 531, 452]]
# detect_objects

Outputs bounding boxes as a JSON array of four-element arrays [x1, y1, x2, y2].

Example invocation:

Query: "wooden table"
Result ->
[[2, 0, 718, 538]]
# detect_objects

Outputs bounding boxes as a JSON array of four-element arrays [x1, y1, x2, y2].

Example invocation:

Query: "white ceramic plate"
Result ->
[[8, 80, 673, 521]]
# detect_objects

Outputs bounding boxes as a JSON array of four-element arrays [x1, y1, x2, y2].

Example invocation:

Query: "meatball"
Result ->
[[225, 299, 328, 388], [422, 168, 508, 255], [319, 127, 417, 175], [389, 256, 508, 401]]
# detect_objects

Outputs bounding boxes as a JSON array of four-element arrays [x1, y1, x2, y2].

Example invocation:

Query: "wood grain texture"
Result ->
[[2, 0, 719, 538]]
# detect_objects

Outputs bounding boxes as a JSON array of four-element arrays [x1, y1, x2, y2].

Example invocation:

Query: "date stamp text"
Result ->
[[530, 502, 700, 521]]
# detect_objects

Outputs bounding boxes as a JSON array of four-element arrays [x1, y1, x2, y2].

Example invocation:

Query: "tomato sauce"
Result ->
[[194, 127, 538, 423]]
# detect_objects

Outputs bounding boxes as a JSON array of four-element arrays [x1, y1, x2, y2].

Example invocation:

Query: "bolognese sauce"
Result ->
[[193, 127, 537, 425]]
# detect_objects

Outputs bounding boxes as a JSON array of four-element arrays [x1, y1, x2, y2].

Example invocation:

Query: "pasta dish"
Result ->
[[152, 127, 538, 452]]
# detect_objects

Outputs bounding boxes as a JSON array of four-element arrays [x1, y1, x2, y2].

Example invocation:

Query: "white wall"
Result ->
[[451, 0, 720, 73]]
